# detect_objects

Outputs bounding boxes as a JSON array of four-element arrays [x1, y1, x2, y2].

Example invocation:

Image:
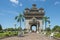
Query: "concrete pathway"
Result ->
[[1, 33, 56, 40]]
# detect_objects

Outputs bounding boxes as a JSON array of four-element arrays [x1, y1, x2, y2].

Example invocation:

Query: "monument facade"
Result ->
[[24, 4, 45, 33]]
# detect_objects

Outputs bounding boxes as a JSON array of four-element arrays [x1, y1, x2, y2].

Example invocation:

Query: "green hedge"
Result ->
[[46, 32, 51, 36], [54, 33, 60, 38], [0, 31, 18, 38]]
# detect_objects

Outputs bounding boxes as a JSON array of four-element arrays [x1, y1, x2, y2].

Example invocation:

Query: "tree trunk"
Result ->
[[20, 21, 21, 31], [20, 21, 21, 27]]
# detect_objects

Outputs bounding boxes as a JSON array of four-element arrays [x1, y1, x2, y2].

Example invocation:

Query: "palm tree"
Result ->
[[47, 20, 50, 28], [15, 13, 24, 31], [43, 16, 50, 31], [0, 24, 2, 31]]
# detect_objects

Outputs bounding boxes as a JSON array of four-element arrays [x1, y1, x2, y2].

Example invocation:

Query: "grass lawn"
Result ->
[[0, 31, 18, 38]]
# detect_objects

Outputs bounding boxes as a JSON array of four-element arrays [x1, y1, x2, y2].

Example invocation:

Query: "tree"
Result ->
[[43, 16, 50, 30], [17, 27, 22, 31], [6, 28, 15, 31], [52, 25, 60, 32], [0, 24, 2, 31], [45, 27, 51, 32], [15, 13, 24, 31]]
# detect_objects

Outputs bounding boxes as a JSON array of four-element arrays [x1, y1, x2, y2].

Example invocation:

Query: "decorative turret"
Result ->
[[39, 8, 44, 13], [25, 8, 30, 13], [30, 4, 38, 12], [24, 4, 45, 19], [32, 4, 36, 8]]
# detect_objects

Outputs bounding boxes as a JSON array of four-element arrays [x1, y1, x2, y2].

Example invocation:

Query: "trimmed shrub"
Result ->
[[54, 33, 60, 38], [0, 30, 4, 33], [0, 31, 18, 38], [46, 32, 51, 36]]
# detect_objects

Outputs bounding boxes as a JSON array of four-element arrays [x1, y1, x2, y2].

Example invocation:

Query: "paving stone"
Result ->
[[1, 33, 55, 40]]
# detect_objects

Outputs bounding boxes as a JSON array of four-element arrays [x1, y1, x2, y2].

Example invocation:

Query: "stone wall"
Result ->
[[25, 19, 43, 33]]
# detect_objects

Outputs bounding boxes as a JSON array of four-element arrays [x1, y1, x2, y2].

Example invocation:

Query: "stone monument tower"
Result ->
[[24, 4, 45, 33]]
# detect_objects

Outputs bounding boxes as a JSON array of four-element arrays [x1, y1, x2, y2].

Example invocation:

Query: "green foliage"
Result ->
[[0, 31, 18, 38], [4, 27, 22, 31], [23, 28, 27, 31], [17, 27, 22, 31], [52, 25, 60, 32], [15, 13, 24, 27], [0, 24, 2, 31], [45, 27, 51, 32], [15, 13, 24, 32], [46, 32, 51, 36], [23, 28, 28, 34], [43, 16, 50, 30], [54, 33, 60, 38], [6, 28, 15, 31], [0, 30, 4, 33]]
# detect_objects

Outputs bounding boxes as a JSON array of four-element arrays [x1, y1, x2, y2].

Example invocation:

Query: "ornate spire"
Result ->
[[32, 4, 36, 7]]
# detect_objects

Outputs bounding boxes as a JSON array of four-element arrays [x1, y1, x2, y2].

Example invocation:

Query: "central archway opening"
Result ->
[[31, 25, 37, 32], [32, 26, 36, 32]]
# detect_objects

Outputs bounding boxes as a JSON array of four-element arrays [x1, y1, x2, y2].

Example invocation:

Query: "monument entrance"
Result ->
[[31, 25, 37, 32], [24, 4, 45, 33]]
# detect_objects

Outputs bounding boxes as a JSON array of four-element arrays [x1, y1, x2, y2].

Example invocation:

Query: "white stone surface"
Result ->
[[25, 18, 43, 33], [37, 31, 39, 33]]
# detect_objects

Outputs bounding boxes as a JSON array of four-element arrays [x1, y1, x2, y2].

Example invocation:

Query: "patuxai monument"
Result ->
[[24, 4, 45, 33], [0, 3, 59, 40], [0, 0, 60, 40]]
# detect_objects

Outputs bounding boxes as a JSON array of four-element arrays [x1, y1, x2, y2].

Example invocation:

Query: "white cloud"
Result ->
[[55, 1, 60, 5], [10, 0, 19, 4], [10, 0, 23, 7], [20, 3, 23, 7]]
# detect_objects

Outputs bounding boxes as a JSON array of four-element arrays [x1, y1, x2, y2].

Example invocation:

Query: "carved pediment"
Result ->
[[32, 17, 37, 23]]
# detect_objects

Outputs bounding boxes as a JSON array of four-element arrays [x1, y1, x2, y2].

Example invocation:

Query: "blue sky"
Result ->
[[0, 0, 60, 29]]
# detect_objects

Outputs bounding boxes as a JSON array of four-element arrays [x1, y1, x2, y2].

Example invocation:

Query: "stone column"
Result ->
[[37, 23, 39, 33], [39, 20, 43, 33], [29, 25, 32, 33]]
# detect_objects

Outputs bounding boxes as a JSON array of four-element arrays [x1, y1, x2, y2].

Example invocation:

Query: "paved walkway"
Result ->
[[1, 33, 56, 40]]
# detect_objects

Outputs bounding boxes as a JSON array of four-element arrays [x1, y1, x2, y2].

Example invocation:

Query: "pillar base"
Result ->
[[37, 31, 39, 33], [29, 30, 31, 33]]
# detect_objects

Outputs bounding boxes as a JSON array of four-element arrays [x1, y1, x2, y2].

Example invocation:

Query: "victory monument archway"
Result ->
[[31, 25, 37, 32], [24, 4, 45, 33]]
